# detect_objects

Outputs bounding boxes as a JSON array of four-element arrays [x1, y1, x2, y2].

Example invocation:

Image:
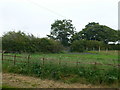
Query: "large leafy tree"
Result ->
[[72, 22, 119, 43], [47, 19, 76, 46]]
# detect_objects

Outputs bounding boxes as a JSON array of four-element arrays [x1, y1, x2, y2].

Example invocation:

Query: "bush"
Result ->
[[108, 44, 120, 50], [70, 40, 106, 52], [86, 40, 105, 50], [70, 40, 86, 52], [37, 38, 63, 53], [2, 31, 64, 53]]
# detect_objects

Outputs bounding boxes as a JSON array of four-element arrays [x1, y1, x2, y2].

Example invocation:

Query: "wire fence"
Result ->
[[1, 53, 120, 69]]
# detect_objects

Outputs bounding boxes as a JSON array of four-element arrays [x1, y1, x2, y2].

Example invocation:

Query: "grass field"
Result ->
[[2, 50, 120, 87]]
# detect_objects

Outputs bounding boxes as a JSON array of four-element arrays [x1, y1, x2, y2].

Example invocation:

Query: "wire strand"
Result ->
[[25, 0, 68, 19]]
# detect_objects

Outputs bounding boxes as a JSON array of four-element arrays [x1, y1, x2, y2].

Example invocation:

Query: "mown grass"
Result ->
[[2, 51, 120, 87]]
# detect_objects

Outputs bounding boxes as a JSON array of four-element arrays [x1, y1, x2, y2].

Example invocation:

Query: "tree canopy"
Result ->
[[47, 19, 76, 46], [72, 22, 119, 44], [2, 21, 119, 53]]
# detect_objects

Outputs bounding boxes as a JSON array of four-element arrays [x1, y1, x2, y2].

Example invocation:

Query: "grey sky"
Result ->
[[0, 0, 119, 37]]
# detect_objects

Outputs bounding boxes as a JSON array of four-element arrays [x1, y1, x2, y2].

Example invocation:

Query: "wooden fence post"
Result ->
[[65, 62, 67, 67], [14, 55, 16, 65], [76, 60, 78, 68], [59, 56, 61, 65], [28, 55, 30, 66], [99, 46, 101, 52], [43, 58, 45, 66], [94, 62, 97, 70], [2, 53, 3, 61], [86, 47, 88, 51], [42, 57, 45, 79], [106, 48, 108, 53]]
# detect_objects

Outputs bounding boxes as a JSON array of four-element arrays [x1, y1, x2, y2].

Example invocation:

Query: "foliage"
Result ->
[[3, 59, 119, 86], [70, 40, 105, 52], [70, 40, 86, 52], [2, 31, 30, 53], [35, 38, 64, 53], [47, 19, 76, 46], [86, 40, 105, 50], [2, 51, 119, 86], [2, 22, 120, 53], [71, 22, 119, 44], [2, 31, 63, 53], [108, 44, 120, 50]]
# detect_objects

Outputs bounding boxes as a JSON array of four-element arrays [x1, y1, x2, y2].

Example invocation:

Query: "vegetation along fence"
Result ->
[[2, 52, 120, 85], [2, 53, 120, 69]]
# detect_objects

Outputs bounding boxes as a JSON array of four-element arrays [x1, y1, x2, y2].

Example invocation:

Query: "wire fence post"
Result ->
[[76, 60, 78, 68], [59, 56, 61, 66], [14, 54, 16, 65], [94, 62, 97, 70], [2, 52, 3, 61], [27, 54, 30, 75], [28, 54, 30, 66], [86, 47, 88, 51], [65, 62, 67, 67], [42, 57, 45, 79], [99, 46, 101, 52], [43, 58, 45, 66], [106, 48, 108, 53]]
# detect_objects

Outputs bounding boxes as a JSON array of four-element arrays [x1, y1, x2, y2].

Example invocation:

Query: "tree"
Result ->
[[73, 22, 119, 44], [70, 32, 82, 43], [47, 19, 76, 46]]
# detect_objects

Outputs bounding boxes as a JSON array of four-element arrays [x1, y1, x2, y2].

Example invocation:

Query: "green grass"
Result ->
[[2, 84, 30, 90], [2, 84, 16, 88], [2, 50, 120, 87]]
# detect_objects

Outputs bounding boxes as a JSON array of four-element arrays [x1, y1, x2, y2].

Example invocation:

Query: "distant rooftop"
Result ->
[[108, 41, 120, 44]]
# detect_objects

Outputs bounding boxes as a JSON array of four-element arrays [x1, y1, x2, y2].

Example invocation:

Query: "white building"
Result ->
[[108, 41, 120, 45]]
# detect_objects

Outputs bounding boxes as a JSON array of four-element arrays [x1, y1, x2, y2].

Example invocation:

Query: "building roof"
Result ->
[[108, 41, 120, 44]]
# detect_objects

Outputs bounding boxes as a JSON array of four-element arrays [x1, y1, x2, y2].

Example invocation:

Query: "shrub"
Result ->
[[2, 31, 64, 53], [70, 40, 85, 52], [70, 40, 106, 52]]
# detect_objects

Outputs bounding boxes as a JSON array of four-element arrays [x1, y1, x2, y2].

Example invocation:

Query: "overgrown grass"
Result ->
[[2, 51, 120, 87]]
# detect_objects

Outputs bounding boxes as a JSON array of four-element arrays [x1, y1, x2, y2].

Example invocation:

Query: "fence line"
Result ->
[[1, 53, 120, 68]]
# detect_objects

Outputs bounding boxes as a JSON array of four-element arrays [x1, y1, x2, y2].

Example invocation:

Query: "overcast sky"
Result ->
[[0, 0, 119, 37]]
